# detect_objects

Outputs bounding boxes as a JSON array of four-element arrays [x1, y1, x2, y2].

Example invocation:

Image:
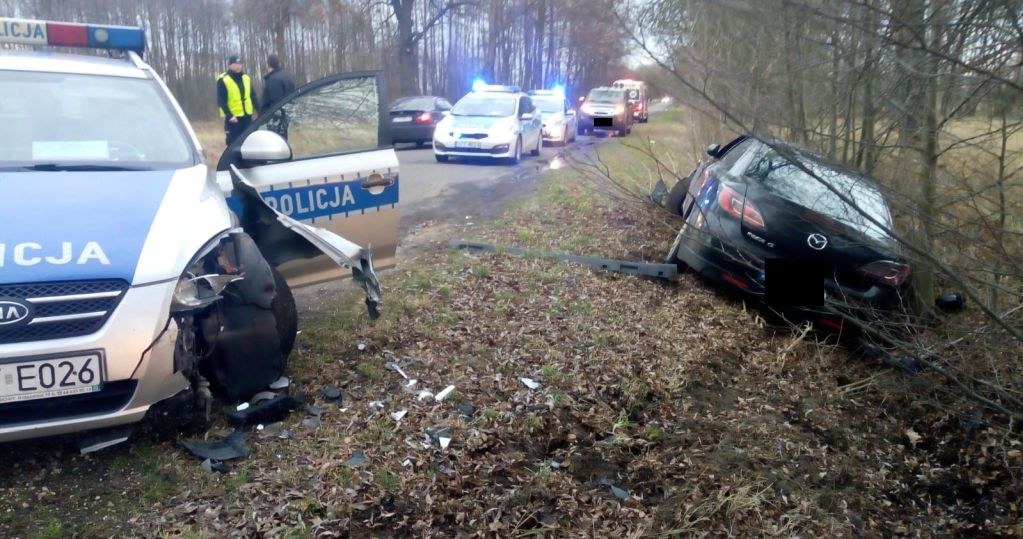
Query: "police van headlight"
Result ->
[[171, 232, 244, 313]]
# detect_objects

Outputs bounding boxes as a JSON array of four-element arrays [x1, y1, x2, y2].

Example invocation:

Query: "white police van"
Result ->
[[0, 18, 400, 448], [432, 81, 542, 165]]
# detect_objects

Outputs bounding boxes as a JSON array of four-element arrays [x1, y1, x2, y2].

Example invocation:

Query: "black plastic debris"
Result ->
[[456, 401, 476, 418], [201, 458, 231, 473], [258, 422, 293, 440], [347, 448, 366, 467], [181, 430, 250, 461], [321, 385, 342, 402], [935, 292, 965, 313], [381, 494, 396, 513], [305, 403, 326, 417], [226, 393, 299, 428]]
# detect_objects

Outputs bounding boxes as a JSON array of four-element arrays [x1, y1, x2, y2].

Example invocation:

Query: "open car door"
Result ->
[[216, 71, 399, 299]]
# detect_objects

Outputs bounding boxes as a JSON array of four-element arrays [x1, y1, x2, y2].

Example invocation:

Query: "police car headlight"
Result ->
[[171, 233, 244, 313]]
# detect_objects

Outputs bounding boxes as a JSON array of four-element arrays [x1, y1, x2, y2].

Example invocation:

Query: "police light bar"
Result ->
[[474, 83, 521, 93], [0, 17, 146, 55]]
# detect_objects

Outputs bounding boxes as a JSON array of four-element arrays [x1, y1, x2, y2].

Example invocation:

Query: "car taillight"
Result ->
[[717, 185, 766, 230], [415, 112, 433, 124], [858, 261, 911, 286]]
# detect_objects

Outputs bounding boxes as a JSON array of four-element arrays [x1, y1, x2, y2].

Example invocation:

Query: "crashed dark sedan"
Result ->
[[658, 134, 911, 332], [389, 95, 452, 146]]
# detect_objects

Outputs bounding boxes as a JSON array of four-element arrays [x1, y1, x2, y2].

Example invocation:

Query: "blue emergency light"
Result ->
[[472, 78, 487, 92], [0, 17, 146, 56]]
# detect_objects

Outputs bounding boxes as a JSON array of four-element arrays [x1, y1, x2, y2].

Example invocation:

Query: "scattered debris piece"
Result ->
[[181, 430, 250, 461], [357, 342, 367, 351], [321, 385, 342, 402], [369, 400, 385, 410], [385, 361, 411, 380], [391, 409, 408, 421], [305, 403, 326, 417], [597, 477, 629, 500], [236, 402, 250, 411], [249, 391, 279, 405], [520, 377, 540, 390], [434, 385, 456, 402], [426, 426, 452, 449], [269, 376, 291, 390], [935, 292, 965, 313], [451, 240, 678, 280], [201, 458, 231, 473], [456, 401, 475, 418], [416, 390, 434, 401], [347, 448, 366, 467], [78, 426, 133, 455], [301, 416, 321, 430], [226, 393, 299, 428], [258, 422, 293, 440]]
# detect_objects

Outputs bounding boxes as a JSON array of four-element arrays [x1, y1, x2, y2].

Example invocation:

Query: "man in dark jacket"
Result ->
[[216, 55, 259, 145], [262, 54, 297, 139]]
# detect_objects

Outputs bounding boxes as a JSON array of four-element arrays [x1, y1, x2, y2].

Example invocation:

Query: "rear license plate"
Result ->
[[393, 117, 412, 123], [455, 141, 482, 149], [0, 352, 104, 404], [594, 117, 613, 127]]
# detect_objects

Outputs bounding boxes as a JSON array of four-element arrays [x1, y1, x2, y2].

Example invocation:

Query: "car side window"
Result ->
[[718, 138, 755, 171], [519, 96, 531, 116]]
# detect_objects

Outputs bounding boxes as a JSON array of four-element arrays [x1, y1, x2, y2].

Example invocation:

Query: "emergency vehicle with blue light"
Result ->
[[431, 80, 543, 165], [0, 18, 400, 448]]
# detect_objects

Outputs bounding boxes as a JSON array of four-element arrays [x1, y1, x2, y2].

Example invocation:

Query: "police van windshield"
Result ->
[[0, 70, 196, 170], [451, 94, 517, 117]]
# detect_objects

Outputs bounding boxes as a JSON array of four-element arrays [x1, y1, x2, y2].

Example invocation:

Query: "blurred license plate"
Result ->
[[0, 352, 104, 404], [393, 117, 412, 123], [455, 141, 481, 149]]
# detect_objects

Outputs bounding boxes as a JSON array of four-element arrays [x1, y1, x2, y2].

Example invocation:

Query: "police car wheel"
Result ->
[[531, 134, 541, 156], [271, 266, 298, 359], [505, 137, 521, 165]]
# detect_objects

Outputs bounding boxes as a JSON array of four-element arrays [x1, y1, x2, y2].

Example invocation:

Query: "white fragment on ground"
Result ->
[[269, 376, 290, 390], [357, 342, 366, 351], [369, 400, 385, 410], [434, 385, 455, 402], [520, 377, 540, 390], [439, 437, 451, 449], [416, 390, 434, 401], [391, 409, 408, 421], [236, 402, 250, 411]]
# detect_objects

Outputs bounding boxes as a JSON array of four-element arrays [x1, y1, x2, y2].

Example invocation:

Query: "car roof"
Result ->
[[0, 51, 147, 78]]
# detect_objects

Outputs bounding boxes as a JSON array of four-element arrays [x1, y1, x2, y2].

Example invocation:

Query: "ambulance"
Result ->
[[0, 18, 400, 448]]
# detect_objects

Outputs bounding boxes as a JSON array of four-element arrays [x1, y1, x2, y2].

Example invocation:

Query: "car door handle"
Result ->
[[360, 173, 394, 190]]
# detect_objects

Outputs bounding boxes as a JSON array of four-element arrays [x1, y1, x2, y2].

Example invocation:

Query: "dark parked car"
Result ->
[[389, 96, 452, 146], [577, 87, 633, 137], [659, 134, 911, 332]]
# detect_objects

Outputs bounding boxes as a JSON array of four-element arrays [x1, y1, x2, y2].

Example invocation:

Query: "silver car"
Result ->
[[0, 18, 400, 447]]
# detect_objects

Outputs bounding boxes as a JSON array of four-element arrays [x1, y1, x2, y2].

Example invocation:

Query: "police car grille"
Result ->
[[459, 133, 488, 139], [0, 380, 137, 427], [0, 280, 129, 344]]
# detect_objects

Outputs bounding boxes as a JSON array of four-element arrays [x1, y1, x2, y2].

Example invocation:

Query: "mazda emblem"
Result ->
[[0, 298, 33, 329], [807, 233, 828, 251]]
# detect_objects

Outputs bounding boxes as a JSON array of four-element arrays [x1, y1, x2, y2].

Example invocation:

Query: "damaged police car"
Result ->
[[0, 19, 399, 447]]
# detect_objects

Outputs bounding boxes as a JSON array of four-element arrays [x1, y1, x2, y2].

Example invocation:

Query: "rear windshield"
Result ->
[[587, 89, 623, 103], [390, 96, 436, 111], [746, 147, 894, 242], [0, 70, 195, 170], [451, 94, 517, 117]]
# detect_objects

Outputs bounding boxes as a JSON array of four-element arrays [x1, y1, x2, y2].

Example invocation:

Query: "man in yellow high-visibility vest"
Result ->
[[216, 55, 259, 145]]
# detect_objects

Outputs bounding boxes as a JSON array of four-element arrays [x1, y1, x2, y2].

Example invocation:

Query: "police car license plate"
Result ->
[[0, 352, 104, 404], [455, 141, 481, 149], [393, 117, 412, 123]]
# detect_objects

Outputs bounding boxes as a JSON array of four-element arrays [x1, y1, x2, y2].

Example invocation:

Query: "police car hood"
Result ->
[[449, 115, 510, 130], [0, 166, 233, 285]]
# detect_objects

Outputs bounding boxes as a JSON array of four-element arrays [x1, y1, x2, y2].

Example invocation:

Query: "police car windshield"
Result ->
[[587, 89, 623, 103], [0, 70, 195, 170], [533, 97, 564, 114], [451, 94, 517, 117]]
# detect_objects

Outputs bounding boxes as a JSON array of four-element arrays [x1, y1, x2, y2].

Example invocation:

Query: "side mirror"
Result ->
[[240, 130, 292, 161], [520, 112, 534, 121], [706, 144, 721, 158]]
